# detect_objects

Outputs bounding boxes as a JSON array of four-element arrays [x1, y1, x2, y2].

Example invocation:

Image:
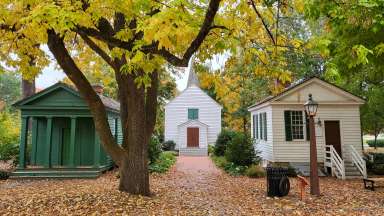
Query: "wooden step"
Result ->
[[179, 148, 208, 156]]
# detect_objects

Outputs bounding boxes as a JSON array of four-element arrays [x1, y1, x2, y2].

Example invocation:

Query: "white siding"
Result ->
[[165, 86, 222, 149], [250, 106, 274, 161], [271, 104, 362, 163]]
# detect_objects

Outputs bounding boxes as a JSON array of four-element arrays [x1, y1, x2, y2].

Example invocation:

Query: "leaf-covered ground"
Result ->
[[0, 156, 383, 215]]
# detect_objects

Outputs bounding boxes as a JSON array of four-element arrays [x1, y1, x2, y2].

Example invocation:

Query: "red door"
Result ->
[[187, 128, 199, 147]]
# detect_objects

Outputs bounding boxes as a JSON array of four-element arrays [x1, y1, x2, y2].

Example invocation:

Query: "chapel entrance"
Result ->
[[187, 127, 199, 147]]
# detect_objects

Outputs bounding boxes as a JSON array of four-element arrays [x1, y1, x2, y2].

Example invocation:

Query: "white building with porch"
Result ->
[[248, 77, 367, 179], [164, 62, 222, 156]]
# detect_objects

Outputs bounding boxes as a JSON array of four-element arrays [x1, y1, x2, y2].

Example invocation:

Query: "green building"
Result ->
[[12, 82, 122, 178]]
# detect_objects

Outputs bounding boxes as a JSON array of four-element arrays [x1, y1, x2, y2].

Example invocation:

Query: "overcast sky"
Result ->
[[35, 49, 228, 91]]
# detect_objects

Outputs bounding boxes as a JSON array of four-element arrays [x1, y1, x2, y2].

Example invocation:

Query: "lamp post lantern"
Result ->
[[304, 94, 320, 196]]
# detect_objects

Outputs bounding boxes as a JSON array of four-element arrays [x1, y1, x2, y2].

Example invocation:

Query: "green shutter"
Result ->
[[255, 114, 259, 139], [284, 111, 292, 141], [263, 112, 267, 141], [305, 112, 310, 141], [259, 113, 263, 139]]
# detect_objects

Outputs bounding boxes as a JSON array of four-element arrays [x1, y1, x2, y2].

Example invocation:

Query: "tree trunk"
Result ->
[[115, 69, 157, 195], [22, 78, 35, 98]]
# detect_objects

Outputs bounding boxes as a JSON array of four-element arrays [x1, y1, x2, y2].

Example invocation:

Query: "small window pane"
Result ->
[[188, 108, 199, 120], [291, 111, 304, 140]]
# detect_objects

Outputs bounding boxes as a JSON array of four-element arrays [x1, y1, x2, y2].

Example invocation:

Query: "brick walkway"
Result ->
[[175, 156, 221, 175]]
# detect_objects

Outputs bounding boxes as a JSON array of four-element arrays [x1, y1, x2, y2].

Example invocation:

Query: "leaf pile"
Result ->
[[0, 164, 383, 215]]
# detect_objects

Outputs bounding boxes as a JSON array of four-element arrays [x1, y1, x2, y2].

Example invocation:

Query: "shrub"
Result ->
[[367, 139, 384, 148], [372, 153, 384, 164], [208, 144, 214, 156], [149, 151, 176, 173], [0, 170, 10, 180], [224, 162, 248, 176], [214, 130, 235, 156], [287, 165, 299, 177], [162, 140, 176, 151], [0, 111, 20, 146], [0, 142, 19, 165], [148, 136, 162, 164], [225, 133, 257, 166], [245, 165, 266, 178], [211, 156, 230, 168]]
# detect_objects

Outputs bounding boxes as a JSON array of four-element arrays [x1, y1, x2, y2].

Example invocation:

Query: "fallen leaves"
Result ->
[[0, 158, 383, 215]]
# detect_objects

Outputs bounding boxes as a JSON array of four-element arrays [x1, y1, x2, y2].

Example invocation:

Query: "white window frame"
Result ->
[[290, 110, 305, 141]]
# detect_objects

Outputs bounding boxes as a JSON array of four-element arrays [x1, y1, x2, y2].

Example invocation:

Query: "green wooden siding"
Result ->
[[13, 84, 121, 178]]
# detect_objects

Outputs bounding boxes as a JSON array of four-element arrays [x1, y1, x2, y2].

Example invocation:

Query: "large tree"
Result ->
[[0, 0, 224, 195], [305, 0, 384, 140]]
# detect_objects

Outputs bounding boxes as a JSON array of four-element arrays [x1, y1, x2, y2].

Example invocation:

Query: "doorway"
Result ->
[[324, 121, 342, 158], [187, 127, 199, 147]]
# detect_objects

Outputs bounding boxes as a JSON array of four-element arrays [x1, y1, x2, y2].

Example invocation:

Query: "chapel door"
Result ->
[[324, 121, 342, 158], [187, 128, 199, 147]]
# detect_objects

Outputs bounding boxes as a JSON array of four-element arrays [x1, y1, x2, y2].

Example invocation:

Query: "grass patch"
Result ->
[[149, 151, 176, 173]]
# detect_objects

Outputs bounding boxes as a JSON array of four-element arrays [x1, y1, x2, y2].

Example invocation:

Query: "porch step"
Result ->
[[10, 166, 113, 178], [179, 148, 208, 156]]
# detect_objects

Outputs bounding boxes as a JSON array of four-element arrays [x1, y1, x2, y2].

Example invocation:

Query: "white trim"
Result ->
[[177, 119, 209, 128]]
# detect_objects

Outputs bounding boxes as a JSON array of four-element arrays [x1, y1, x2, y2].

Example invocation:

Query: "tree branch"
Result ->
[[149, 0, 222, 67], [47, 29, 125, 166], [249, 0, 276, 45], [79, 33, 116, 69]]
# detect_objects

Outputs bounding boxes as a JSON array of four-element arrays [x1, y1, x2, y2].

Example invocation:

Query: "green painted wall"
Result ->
[[16, 85, 121, 177]]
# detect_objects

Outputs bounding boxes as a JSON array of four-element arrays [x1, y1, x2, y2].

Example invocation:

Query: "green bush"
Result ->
[[0, 170, 10, 180], [0, 111, 20, 146], [372, 153, 384, 164], [148, 136, 162, 164], [149, 151, 176, 173], [225, 133, 257, 166], [245, 165, 266, 178], [0, 142, 19, 165], [214, 130, 235, 156], [162, 140, 176, 151], [208, 144, 214, 156], [211, 156, 230, 168], [367, 139, 384, 148], [224, 162, 248, 176]]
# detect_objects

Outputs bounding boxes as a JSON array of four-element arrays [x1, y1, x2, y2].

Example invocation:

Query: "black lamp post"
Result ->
[[304, 94, 320, 196]]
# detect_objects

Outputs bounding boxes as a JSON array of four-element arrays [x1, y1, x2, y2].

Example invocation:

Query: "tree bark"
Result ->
[[21, 78, 35, 98], [115, 70, 158, 195]]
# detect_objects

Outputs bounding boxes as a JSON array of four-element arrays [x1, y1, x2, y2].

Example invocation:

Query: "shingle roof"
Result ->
[[13, 82, 120, 112], [248, 76, 365, 110]]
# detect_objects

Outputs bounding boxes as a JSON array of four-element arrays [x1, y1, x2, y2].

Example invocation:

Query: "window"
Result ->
[[188, 108, 199, 120], [254, 112, 267, 141], [253, 114, 258, 139], [291, 111, 304, 140]]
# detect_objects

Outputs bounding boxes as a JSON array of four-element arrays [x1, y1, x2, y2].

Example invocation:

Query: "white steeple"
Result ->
[[186, 56, 200, 88]]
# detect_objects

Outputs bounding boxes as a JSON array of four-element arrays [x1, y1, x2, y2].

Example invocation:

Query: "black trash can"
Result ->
[[266, 166, 290, 197]]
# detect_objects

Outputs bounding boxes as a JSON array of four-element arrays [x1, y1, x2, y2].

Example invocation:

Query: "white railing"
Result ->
[[325, 145, 345, 180], [349, 145, 367, 179]]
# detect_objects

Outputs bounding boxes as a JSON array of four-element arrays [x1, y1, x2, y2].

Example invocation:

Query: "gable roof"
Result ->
[[248, 77, 365, 110], [13, 82, 120, 113], [165, 85, 222, 108], [178, 119, 209, 128]]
